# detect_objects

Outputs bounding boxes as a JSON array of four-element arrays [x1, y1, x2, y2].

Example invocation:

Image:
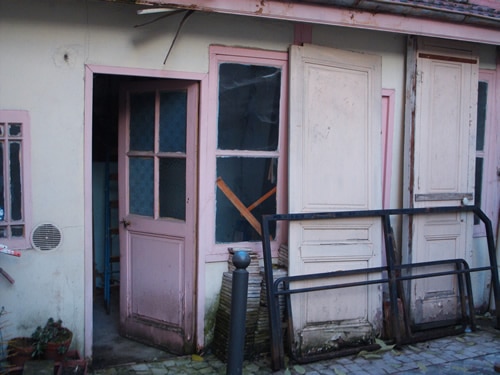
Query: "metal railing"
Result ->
[[260, 206, 500, 370]]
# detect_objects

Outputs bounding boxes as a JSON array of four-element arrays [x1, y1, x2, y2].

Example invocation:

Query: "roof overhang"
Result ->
[[128, 0, 500, 45]]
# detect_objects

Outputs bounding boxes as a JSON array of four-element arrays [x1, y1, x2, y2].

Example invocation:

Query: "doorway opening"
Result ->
[[91, 73, 175, 368]]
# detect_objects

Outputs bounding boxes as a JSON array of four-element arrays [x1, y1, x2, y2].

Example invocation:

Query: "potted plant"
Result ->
[[31, 318, 73, 361], [6, 336, 35, 369]]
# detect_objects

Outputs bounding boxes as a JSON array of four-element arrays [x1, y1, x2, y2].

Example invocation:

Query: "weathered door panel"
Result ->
[[288, 44, 382, 356], [407, 38, 478, 324], [118, 80, 198, 354]]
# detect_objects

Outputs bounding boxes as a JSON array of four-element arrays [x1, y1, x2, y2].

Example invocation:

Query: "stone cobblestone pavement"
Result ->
[[91, 322, 500, 375]]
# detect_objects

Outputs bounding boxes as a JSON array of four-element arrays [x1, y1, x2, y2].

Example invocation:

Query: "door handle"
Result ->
[[120, 219, 131, 228]]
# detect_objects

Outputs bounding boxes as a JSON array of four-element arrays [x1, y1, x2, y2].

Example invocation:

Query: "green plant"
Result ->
[[31, 318, 72, 358]]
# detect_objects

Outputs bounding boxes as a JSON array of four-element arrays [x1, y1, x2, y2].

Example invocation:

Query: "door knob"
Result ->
[[120, 219, 131, 228]]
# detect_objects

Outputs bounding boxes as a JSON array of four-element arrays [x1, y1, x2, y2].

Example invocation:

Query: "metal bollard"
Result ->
[[226, 250, 251, 375]]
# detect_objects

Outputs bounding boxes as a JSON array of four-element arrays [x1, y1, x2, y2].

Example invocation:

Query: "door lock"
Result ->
[[120, 219, 131, 228]]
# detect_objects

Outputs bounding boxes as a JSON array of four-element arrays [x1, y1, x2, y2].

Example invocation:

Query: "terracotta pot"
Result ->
[[56, 359, 88, 375], [44, 329, 73, 361], [6, 337, 35, 367]]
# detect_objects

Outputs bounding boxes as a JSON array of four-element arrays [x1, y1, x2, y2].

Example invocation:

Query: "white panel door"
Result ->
[[407, 39, 478, 325], [288, 44, 382, 356]]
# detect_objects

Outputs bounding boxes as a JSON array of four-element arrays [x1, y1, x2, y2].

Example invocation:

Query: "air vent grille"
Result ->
[[31, 223, 62, 251]]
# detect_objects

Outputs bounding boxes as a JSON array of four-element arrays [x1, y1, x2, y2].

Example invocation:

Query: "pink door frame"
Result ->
[[83, 64, 208, 358], [382, 89, 395, 209]]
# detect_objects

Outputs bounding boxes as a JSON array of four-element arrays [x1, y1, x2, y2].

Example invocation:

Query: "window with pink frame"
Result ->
[[0, 110, 31, 249], [474, 70, 499, 237], [211, 47, 288, 244]]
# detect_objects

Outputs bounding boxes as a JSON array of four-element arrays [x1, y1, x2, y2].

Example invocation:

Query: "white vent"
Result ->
[[31, 223, 62, 251]]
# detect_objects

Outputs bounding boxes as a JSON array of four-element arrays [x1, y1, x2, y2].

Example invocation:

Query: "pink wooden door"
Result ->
[[118, 80, 198, 354]]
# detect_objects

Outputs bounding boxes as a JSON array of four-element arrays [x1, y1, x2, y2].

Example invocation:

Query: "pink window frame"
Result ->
[[204, 46, 288, 262], [0, 110, 32, 250], [474, 68, 499, 238]]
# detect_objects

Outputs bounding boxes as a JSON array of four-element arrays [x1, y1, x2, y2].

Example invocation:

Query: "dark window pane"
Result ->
[[11, 225, 23, 237], [216, 157, 277, 242], [9, 142, 22, 221], [0, 227, 6, 238], [129, 92, 155, 151], [129, 157, 154, 216], [159, 91, 187, 153], [159, 158, 186, 220], [476, 82, 487, 152], [217, 63, 281, 151], [474, 157, 483, 225], [9, 123, 22, 137]]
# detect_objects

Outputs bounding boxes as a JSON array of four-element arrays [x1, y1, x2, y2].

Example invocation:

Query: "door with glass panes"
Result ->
[[118, 80, 198, 354]]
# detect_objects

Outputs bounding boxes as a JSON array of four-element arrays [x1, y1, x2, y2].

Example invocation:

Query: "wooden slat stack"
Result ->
[[212, 247, 290, 361], [212, 249, 263, 361], [253, 266, 288, 356]]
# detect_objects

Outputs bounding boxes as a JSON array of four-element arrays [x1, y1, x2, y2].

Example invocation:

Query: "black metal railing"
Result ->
[[260, 206, 500, 370]]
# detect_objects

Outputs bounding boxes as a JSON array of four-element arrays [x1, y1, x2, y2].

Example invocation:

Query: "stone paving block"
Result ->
[[391, 362, 420, 373], [130, 364, 149, 372], [308, 362, 327, 371], [451, 351, 472, 360], [424, 355, 447, 364], [317, 369, 337, 375], [353, 357, 372, 365], [379, 357, 403, 366], [327, 364, 348, 373], [189, 360, 208, 369], [159, 359, 178, 368], [335, 357, 354, 365], [244, 363, 260, 372], [150, 369, 167, 375], [344, 363, 365, 372], [388, 361, 413, 373], [437, 352, 461, 362], [393, 354, 415, 363], [407, 353, 425, 361], [200, 367, 217, 374]]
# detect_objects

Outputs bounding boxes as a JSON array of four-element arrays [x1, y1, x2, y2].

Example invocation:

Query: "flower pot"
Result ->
[[7, 337, 35, 367], [43, 329, 73, 361], [56, 359, 87, 375], [54, 350, 87, 375]]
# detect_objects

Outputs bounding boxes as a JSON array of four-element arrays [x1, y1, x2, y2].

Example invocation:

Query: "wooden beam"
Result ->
[[216, 177, 262, 236]]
